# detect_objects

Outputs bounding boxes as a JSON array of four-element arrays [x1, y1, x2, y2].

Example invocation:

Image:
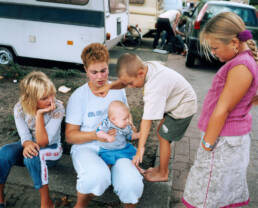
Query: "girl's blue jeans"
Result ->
[[0, 141, 59, 189]]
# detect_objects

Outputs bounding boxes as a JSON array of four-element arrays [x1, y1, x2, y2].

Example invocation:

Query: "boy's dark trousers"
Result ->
[[153, 18, 175, 49]]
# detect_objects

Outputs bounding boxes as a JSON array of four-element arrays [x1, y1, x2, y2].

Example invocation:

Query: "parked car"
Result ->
[[183, 1, 258, 67]]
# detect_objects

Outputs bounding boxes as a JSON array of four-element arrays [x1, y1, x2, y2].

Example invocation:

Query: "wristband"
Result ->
[[201, 136, 215, 150]]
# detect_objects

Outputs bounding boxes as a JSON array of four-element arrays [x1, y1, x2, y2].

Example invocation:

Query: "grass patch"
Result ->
[[0, 64, 29, 81], [52, 69, 81, 79], [6, 114, 18, 139], [130, 105, 143, 129]]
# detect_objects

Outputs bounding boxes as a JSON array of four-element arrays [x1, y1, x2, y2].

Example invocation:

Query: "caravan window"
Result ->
[[129, 0, 144, 4], [109, 0, 127, 13], [37, 0, 89, 5], [0, 2, 104, 27]]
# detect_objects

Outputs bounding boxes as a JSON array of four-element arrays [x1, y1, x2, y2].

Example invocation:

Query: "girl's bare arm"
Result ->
[[202, 65, 253, 150]]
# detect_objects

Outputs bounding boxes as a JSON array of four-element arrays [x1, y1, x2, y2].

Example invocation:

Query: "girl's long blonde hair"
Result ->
[[19, 71, 56, 116], [200, 12, 258, 63]]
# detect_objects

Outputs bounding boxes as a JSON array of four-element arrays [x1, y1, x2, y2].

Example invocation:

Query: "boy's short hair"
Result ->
[[116, 53, 144, 77], [81, 43, 109, 68]]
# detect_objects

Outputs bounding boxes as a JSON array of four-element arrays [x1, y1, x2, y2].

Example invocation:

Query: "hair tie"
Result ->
[[237, 30, 253, 42]]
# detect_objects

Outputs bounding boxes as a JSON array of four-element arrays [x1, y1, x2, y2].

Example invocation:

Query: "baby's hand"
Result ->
[[105, 135, 115, 143], [132, 132, 140, 140], [97, 131, 115, 143]]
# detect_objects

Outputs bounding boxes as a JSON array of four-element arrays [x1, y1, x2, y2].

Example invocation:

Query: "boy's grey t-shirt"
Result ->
[[96, 117, 132, 150], [143, 61, 197, 120]]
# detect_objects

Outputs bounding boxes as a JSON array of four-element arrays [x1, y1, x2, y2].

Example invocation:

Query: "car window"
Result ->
[[204, 4, 257, 26], [192, 3, 203, 19]]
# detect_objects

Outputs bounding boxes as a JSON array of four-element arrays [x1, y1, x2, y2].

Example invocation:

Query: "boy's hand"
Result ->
[[132, 146, 145, 166], [93, 83, 111, 97]]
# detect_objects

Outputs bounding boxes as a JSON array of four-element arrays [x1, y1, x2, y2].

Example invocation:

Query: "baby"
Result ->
[[96, 100, 139, 165]]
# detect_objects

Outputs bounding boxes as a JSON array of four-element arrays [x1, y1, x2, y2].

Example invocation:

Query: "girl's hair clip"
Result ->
[[237, 30, 253, 42]]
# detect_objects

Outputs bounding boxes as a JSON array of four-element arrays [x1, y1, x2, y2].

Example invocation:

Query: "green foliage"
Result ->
[[52, 69, 81, 79], [0, 63, 28, 80], [6, 114, 18, 139]]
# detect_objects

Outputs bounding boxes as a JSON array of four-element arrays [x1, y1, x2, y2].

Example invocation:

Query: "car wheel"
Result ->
[[0, 47, 14, 65], [185, 51, 195, 67]]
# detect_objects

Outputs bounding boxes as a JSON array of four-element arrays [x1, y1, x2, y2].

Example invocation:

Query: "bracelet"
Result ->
[[201, 135, 215, 150]]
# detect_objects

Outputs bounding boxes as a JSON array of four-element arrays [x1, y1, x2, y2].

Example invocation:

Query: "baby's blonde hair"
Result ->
[[116, 53, 144, 77], [200, 12, 258, 63], [108, 100, 129, 119], [19, 71, 56, 116]]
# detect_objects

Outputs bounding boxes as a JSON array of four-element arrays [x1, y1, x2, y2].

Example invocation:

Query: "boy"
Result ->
[[95, 53, 197, 182], [97, 100, 140, 165]]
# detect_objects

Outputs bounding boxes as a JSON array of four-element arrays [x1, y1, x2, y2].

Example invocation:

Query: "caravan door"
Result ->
[[104, 0, 129, 49]]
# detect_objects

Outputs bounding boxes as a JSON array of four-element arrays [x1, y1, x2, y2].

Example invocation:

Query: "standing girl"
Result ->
[[183, 12, 258, 207], [0, 71, 64, 208]]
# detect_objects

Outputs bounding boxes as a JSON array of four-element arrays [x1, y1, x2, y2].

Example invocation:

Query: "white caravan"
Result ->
[[0, 0, 129, 65]]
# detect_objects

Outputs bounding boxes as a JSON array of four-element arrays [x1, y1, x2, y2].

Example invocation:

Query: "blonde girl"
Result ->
[[183, 12, 258, 207], [0, 71, 64, 208]]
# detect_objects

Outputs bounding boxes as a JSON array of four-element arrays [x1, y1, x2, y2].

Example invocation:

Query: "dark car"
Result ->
[[184, 1, 258, 67]]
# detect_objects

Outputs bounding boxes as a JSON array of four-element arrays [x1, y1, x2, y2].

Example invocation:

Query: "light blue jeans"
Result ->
[[71, 142, 144, 204], [0, 141, 62, 189]]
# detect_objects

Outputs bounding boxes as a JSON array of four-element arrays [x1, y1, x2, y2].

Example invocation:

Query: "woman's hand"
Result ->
[[23, 141, 40, 158]]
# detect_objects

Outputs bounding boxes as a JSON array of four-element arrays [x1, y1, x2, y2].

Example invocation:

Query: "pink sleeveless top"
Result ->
[[198, 50, 258, 136]]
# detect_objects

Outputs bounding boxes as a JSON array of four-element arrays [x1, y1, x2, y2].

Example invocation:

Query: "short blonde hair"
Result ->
[[19, 71, 56, 116], [116, 53, 144, 77], [81, 43, 109, 69], [200, 12, 258, 63], [108, 100, 129, 118]]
